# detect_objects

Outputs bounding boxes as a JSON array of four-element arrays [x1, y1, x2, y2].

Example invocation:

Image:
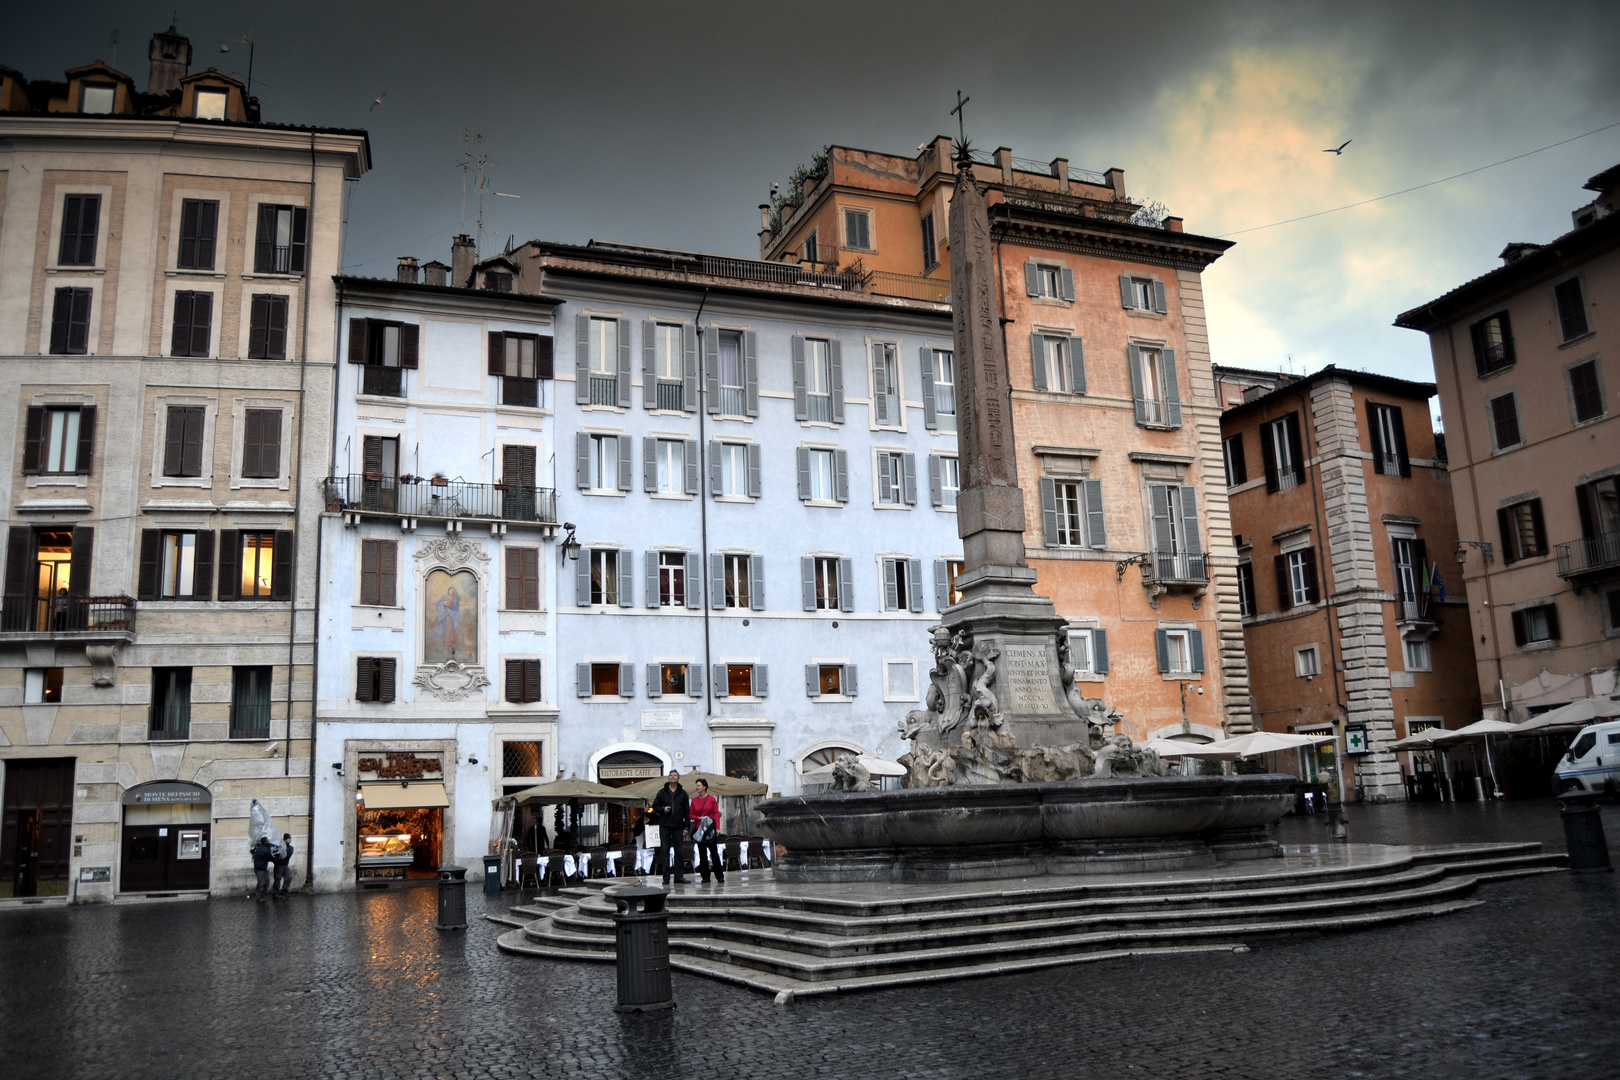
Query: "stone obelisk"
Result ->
[[942, 152, 1089, 751]]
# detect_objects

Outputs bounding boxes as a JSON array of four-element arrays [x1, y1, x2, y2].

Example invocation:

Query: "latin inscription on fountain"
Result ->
[[1002, 643, 1060, 714]]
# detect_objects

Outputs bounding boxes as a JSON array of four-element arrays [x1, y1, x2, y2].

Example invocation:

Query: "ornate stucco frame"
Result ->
[[413, 534, 491, 701]]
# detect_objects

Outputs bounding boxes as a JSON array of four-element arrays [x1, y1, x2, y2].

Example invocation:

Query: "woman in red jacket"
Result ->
[[688, 778, 724, 884]]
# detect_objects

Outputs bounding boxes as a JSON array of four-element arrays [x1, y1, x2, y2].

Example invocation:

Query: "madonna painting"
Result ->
[[423, 569, 478, 665]]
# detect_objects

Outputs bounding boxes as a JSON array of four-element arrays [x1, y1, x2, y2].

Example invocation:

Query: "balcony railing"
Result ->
[[868, 270, 951, 303], [655, 380, 685, 411], [588, 374, 618, 406], [361, 366, 403, 398], [1153, 551, 1208, 583], [324, 475, 557, 525], [1396, 594, 1433, 622], [229, 701, 272, 740], [1555, 532, 1620, 579], [0, 594, 136, 636], [502, 376, 539, 408], [1136, 397, 1183, 428]]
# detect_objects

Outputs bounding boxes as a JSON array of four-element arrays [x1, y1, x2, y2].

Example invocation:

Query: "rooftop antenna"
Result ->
[[220, 31, 256, 97], [110, 30, 119, 66], [455, 131, 502, 260]]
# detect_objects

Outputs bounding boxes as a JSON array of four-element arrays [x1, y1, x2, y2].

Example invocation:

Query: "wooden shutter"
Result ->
[[618, 550, 634, 608], [1391, 405, 1410, 477], [348, 318, 368, 364], [877, 452, 894, 503], [884, 558, 899, 610], [22, 407, 44, 474], [749, 554, 765, 611], [506, 659, 525, 703], [518, 548, 538, 610], [181, 407, 204, 477], [797, 448, 812, 501], [907, 558, 924, 612], [1060, 266, 1075, 301], [137, 530, 162, 600], [1161, 348, 1181, 426], [641, 320, 657, 409], [1511, 609, 1527, 647], [615, 435, 632, 492], [805, 664, 819, 697], [1030, 333, 1047, 391], [524, 660, 541, 703], [68, 289, 91, 353], [1274, 554, 1292, 611], [684, 439, 699, 495], [871, 349, 889, 424], [1227, 433, 1247, 485], [791, 335, 808, 420], [1178, 486, 1202, 556], [377, 658, 396, 703], [191, 292, 213, 357], [68, 527, 93, 596], [934, 560, 948, 611], [1261, 423, 1279, 492], [752, 664, 768, 698], [356, 656, 374, 701], [744, 331, 759, 417], [194, 200, 218, 269], [271, 530, 294, 600], [1127, 344, 1147, 424], [1068, 337, 1086, 394], [1284, 414, 1304, 486], [647, 663, 664, 699], [49, 290, 71, 354], [576, 664, 591, 697], [711, 553, 727, 609], [1152, 279, 1168, 314], [1084, 478, 1107, 549], [398, 323, 419, 369], [361, 539, 380, 605], [834, 450, 849, 503], [1040, 477, 1059, 546], [574, 433, 590, 489], [900, 453, 917, 506], [267, 294, 288, 359], [1024, 261, 1041, 296], [1093, 629, 1110, 674], [744, 443, 761, 498], [488, 331, 506, 376], [574, 553, 590, 607], [711, 664, 727, 697], [682, 324, 698, 411], [642, 437, 657, 493], [844, 664, 858, 696], [192, 530, 214, 599], [685, 552, 702, 609], [838, 558, 854, 612], [1189, 629, 1206, 672], [1302, 548, 1319, 604], [829, 339, 845, 423], [1155, 629, 1170, 672], [288, 206, 308, 274], [4, 527, 31, 626], [504, 444, 537, 491], [248, 409, 281, 479], [615, 317, 632, 407], [163, 407, 186, 476], [619, 663, 635, 697], [534, 335, 554, 379], [928, 454, 942, 506], [574, 314, 591, 404], [217, 530, 239, 600], [249, 295, 270, 359], [1546, 603, 1561, 641], [1150, 485, 1174, 569], [645, 551, 660, 609], [255, 205, 275, 273], [800, 557, 817, 610], [1528, 500, 1546, 556], [171, 292, 195, 356], [241, 410, 263, 478], [1119, 274, 1136, 310], [921, 346, 937, 428]]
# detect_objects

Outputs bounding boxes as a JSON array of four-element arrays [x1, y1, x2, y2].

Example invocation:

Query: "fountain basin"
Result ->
[[757, 774, 1298, 882]]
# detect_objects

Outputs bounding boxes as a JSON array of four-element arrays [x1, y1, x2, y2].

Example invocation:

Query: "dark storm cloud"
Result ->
[[5, 1, 1619, 384]]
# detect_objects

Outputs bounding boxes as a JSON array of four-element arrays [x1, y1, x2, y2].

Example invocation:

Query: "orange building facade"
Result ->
[[1218, 367, 1480, 801], [759, 140, 1253, 744]]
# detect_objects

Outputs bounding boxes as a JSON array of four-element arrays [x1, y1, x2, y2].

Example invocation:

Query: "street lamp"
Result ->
[[559, 522, 581, 564], [1455, 540, 1493, 564]]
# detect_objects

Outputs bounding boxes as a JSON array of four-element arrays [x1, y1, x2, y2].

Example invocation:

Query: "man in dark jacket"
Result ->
[[649, 771, 690, 885], [250, 836, 275, 902], [272, 833, 294, 898]]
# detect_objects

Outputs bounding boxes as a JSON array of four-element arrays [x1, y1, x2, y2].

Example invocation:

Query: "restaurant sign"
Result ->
[[599, 765, 665, 780], [357, 753, 442, 780]]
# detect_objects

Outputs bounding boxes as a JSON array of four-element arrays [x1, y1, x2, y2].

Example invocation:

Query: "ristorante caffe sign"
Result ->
[[357, 753, 443, 780]]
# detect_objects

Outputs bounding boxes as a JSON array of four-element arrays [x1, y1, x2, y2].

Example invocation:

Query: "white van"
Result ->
[[1556, 720, 1620, 795]]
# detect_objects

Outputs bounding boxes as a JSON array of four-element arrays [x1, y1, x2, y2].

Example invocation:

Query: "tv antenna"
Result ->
[[219, 31, 257, 97], [456, 130, 504, 259]]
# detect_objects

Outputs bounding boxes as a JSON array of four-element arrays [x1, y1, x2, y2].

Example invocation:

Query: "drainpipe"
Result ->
[[289, 131, 317, 884], [693, 289, 712, 718]]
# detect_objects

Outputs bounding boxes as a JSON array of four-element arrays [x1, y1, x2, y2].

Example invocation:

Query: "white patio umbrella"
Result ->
[[1390, 726, 1459, 750], [1221, 731, 1336, 759], [1446, 719, 1519, 796], [1138, 738, 1239, 759], [1511, 695, 1620, 736], [802, 755, 909, 780]]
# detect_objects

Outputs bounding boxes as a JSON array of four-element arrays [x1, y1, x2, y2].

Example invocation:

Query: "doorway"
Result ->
[[120, 797, 211, 892], [1, 758, 76, 897], [595, 750, 664, 845]]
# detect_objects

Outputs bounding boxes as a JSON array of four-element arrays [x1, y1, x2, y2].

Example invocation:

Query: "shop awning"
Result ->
[[359, 782, 449, 810]]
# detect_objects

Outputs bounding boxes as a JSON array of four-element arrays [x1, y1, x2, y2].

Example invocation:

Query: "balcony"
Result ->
[[324, 475, 557, 528], [1395, 593, 1434, 624], [361, 366, 403, 398], [1555, 532, 1620, 582], [0, 595, 136, 639], [1152, 551, 1208, 585]]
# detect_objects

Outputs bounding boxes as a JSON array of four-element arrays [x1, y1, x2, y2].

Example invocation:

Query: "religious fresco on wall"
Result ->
[[423, 569, 478, 665]]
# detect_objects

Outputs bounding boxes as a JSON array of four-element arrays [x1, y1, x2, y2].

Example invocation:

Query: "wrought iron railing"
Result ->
[[698, 255, 867, 292], [718, 386, 747, 417], [502, 376, 539, 408], [1556, 533, 1620, 578], [868, 270, 950, 303], [361, 366, 403, 397], [1137, 397, 1183, 428], [324, 475, 557, 524], [588, 374, 618, 406], [655, 380, 684, 411], [229, 701, 272, 740], [148, 704, 191, 741], [0, 594, 136, 635], [1396, 594, 1433, 622], [1152, 551, 1208, 584]]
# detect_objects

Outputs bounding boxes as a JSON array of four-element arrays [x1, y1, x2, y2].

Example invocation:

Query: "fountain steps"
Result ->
[[491, 843, 1563, 996]]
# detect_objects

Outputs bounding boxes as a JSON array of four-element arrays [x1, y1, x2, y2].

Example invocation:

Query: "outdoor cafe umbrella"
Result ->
[[1137, 738, 1240, 760], [507, 777, 648, 806], [1510, 695, 1620, 736], [801, 755, 910, 781], [618, 770, 769, 801], [1390, 726, 1459, 750], [1220, 731, 1336, 759], [1445, 719, 1519, 796]]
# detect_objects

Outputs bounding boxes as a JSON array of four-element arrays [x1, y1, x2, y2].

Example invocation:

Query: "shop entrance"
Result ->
[[595, 751, 664, 846], [120, 782, 212, 892], [356, 782, 448, 883], [1, 758, 76, 897]]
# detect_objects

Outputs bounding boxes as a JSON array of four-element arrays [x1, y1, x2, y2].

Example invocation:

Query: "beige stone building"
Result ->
[[1396, 163, 1620, 741], [0, 30, 368, 900]]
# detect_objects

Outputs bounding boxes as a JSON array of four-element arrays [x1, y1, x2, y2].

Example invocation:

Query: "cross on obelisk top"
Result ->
[[950, 90, 970, 146]]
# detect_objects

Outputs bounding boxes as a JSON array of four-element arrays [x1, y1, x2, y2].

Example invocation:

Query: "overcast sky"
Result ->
[[7, 1, 1620, 407]]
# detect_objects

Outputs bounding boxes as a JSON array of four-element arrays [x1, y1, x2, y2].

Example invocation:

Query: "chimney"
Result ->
[[1103, 167, 1127, 199], [1050, 157, 1070, 195], [994, 146, 1013, 186], [1163, 216, 1184, 233], [450, 234, 476, 288], [147, 26, 191, 96], [422, 260, 449, 287], [396, 256, 419, 284]]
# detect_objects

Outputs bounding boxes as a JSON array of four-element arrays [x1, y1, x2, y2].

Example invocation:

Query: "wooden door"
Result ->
[[1, 758, 76, 896]]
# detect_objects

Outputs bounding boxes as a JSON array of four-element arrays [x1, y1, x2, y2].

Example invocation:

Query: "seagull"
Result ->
[[1322, 139, 1351, 155], [369, 92, 386, 111]]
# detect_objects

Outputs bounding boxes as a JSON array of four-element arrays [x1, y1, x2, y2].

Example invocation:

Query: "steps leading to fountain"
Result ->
[[490, 842, 1564, 997]]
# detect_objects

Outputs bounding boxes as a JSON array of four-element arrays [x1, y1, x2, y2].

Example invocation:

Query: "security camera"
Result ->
[[265, 743, 279, 755], [332, 762, 344, 776], [562, 521, 575, 531], [468, 756, 479, 765]]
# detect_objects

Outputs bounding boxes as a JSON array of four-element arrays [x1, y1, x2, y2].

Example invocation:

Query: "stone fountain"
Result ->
[[755, 149, 1294, 882]]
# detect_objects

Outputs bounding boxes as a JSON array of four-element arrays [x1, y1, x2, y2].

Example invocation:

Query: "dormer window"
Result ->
[[81, 83, 115, 114], [194, 89, 227, 120]]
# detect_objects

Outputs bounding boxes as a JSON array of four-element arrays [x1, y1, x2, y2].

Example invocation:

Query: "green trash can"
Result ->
[[436, 865, 468, 930], [611, 884, 674, 1012]]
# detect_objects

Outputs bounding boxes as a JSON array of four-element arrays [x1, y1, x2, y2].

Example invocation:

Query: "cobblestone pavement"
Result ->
[[2, 800, 1617, 1080]]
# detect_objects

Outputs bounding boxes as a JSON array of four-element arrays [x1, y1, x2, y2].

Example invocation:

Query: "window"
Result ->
[[49, 288, 92, 354], [217, 529, 290, 601], [495, 333, 546, 408], [876, 450, 916, 506], [361, 539, 398, 606], [713, 664, 766, 700], [136, 528, 211, 601], [1155, 629, 1204, 674], [1403, 638, 1432, 672], [800, 447, 839, 502], [23, 668, 64, 704], [931, 454, 960, 509], [1367, 402, 1410, 477], [871, 343, 901, 426], [253, 204, 307, 274], [588, 433, 621, 491], [1120, 274, 1167, 313], [1130, 345, 1179, 425], [241, 409, 282, 479], [650, 438, 687, 495], [929, 349, 956, 428], [651, 322, 685, 410], [505, 547, 540, 610], [194, 89, 228, 120], [1498, 500, 1546, 564], [230, 666, 272, 739], [715, 441, 757, 498], [484, 271, 513, 293], [1223, 433, 1247, 487], [804, 230, 819, 264], [724, 746, 762, 781], [1554, 278, 1589, 341], [943, 559, 965, 607], [1236, 563, 1255, 618], [1511, 604, 1560, 647], [1295, 646, 1320, 678], [80, 84, 115, 114], [505, 659, 543, 704], [1469, 311, 1515, 376], [160, 532, 198, 598], [589, 549, 620, 606], [844, 207, 871, 250], [163, 405, 207, 477], [1606, 588, 1620, 631], [1392, 537, 1430, 620], [587, 317, 621, 406], [1040, 477, 1105, 549], [503, 741, 544, 781], [348, 319, 418, 398], [1031, 333, 1084, 394], [23, 406, 92, 475], [1064, 628, 1110, 675], [248, 295, 289, 360], [1569, 360, 1604, 424], [150, 667, 192, 739], [920, 212, 938, 272], [802, 338, 835, 423], [359, 436, 399, 513], [58, 194, 101, 265], [1488, 392, 1522, 450], [1024, 261, 1074, 300], [882, 557, 923, 613], [177, 199, 219, 270], [1262, 413, 1304, 492], [651, 662, 690, 697], [238, 532, 277, 598], [716, 331, 748, 417], [586, 663, 625, 697], [1150, 484, 1204, 581], [1576, 477, 1620, 569], [808, 664, 856, 698], [804, 555, 851, 612], [1276, 548, 1320, 609], [355, 657, 397, 703], [170, 291, 213, 357], [723, 553, 753, 609], [657, 551, 686, 607]]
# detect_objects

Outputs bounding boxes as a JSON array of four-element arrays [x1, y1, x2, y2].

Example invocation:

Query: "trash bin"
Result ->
[[437, 865, 468, 930], [1560, 795, 1613, 873], [611, 884, 674, 1012], [483, 853, 503, 895]]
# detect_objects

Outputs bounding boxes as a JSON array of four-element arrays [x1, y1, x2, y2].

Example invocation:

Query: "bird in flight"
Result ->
[[1323, 139, 1352, 155], [369, 92, 387, 111]]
